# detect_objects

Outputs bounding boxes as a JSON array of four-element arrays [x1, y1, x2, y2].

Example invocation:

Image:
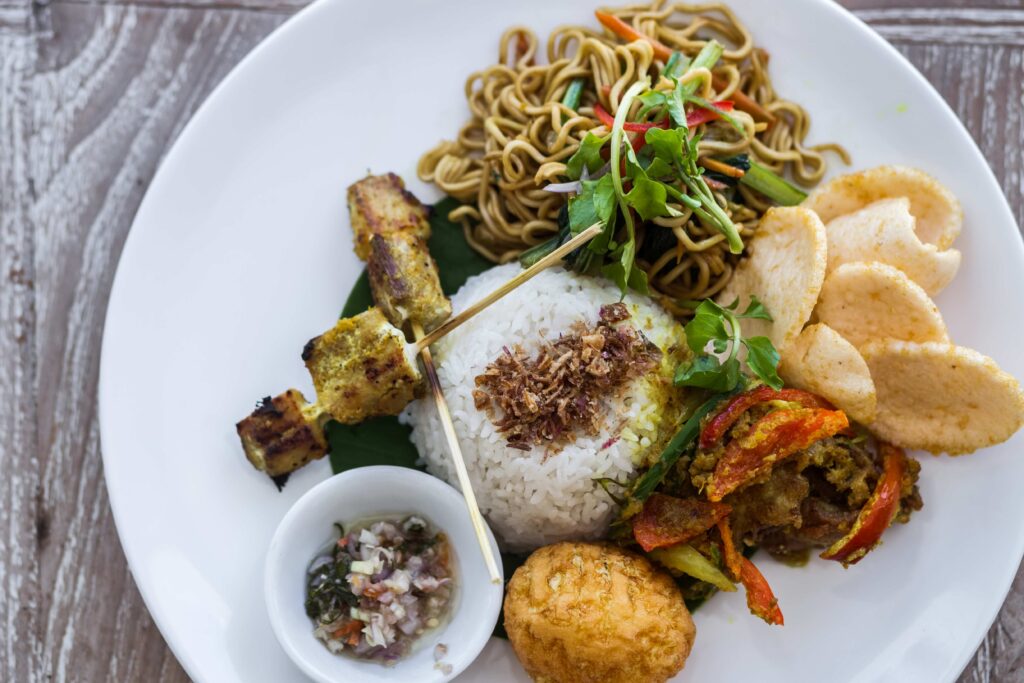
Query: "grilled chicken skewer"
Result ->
[[356, 179, 499, 583], [237, 175, 600, 484]]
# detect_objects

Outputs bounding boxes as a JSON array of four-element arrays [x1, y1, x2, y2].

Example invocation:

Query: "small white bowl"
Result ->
[[265, 466, 504, 683]]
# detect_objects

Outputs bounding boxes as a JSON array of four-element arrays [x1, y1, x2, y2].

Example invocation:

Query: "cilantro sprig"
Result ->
[[674, 296, 782, 391], [537, 39, 747, 295]]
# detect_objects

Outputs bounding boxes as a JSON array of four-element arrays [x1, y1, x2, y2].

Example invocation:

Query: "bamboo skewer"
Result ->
[[413, 223, 603, 353], [411, 321, 502, 585]]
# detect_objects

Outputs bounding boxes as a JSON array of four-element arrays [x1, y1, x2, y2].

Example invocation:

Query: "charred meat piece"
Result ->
[[347, 173, 431, 260], [302, 308, 423, 424], [367, 232, 451, 331], [236, 389, 327, 478]]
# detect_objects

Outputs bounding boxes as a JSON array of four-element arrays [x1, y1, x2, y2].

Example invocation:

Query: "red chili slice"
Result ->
[[705, 407, 849, 502], [593, 101, 735, 134], [685, 100, 735, 127], [820, 443, 907, 566], [739, 556, 784, 626], [632, 493, 732, 552], [716, 518, 742, 581], [699, 386, 835, 451]]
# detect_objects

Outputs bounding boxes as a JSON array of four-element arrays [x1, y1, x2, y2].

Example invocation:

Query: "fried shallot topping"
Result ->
[[472, 303, 662, 452]]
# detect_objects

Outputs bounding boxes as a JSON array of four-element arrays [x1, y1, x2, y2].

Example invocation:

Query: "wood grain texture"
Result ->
[[0, 2, 1020, 682]]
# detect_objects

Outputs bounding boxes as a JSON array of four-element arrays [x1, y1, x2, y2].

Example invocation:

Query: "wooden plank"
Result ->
[[1, 2, 1022, 682], [13, 4, 289, 681], [0, 8, 42, 683], [855, 8, 1024, 46]]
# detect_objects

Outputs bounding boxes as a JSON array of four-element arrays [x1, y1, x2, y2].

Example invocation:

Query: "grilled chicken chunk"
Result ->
[[302, 308, 423, 424], [236, 389, 327, 480], [367, 232, 452, 331], [347, 173, 431, 260]]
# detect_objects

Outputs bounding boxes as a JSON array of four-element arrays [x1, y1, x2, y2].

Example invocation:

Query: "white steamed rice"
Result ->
[[401, 264, 682, 551]]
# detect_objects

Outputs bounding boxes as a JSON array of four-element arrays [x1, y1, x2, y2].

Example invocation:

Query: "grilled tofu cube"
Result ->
[[236, 389, 327, 479], [302, 308, 422, 423], [367, 232, 452, 331], [347, 173, 431, 260]]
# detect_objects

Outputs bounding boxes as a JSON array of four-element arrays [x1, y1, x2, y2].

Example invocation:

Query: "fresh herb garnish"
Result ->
[[740, 160, 808, 206], [629, 389, 739, 504], [565, 131, 608, 180], [674, 296, 782, 391], [561, 77, 586, 112], [534, 39, 749, 293], [305, 553, 358, 622]]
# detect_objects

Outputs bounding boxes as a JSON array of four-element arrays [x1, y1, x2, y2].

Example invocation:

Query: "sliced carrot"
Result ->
[[711, 76, 776, 125], [594, 10, 673, 62], [700, 157, 745, 178], [331, 620, 363, 641]]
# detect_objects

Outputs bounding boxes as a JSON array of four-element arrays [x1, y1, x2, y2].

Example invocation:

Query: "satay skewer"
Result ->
[[413, 224, 603, 353], [238, 223, 605, 480], [411, 321, 502, 584]]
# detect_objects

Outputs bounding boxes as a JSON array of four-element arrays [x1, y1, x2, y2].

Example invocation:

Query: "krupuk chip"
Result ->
[[824, 198, 960, 295], [779, 323, 877, 425], [806, 165, 962, 249], [815, 262, 948, 348], [860, 340, 1024, 455], [718, 207, 827, 351]]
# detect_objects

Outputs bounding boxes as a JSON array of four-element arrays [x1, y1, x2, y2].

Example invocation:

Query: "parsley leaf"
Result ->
[[645, 127, 687, 171], [675, 354, 740, 391], [739, 295, 773, 321], [743, 336, 783, 390], [674, 297, 782, 392], [683, 300, 729, 353], [624, 165, 673, 221], [566, 132, 609, 180]]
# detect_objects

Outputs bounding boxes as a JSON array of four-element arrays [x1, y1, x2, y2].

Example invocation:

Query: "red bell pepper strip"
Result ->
[[595, 10, 674, 62], [594, 101, 734, 133], [739, 557, 784, 625], [820, 443, 908, 566], [593, 102, 669, 133], [686, 100, 735, 128], [700, 386, 835, 451], [716, 518, 742, 581], [633, 493, 732, 552], [592, 101, 618, 128], [705, 407, 849, 502]]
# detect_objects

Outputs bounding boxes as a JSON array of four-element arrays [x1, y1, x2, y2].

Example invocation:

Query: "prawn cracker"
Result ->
[[824, 198, 960, 295], [779, 323, 877, 425], [806, 165, 962, 249], [717, 206, 827, 352], [815, 261, 948, 349], [861, 340, 1024, 455]]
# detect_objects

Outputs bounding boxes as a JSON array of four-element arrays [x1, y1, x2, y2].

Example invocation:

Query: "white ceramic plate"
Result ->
[[98, 0, 1024, 681]]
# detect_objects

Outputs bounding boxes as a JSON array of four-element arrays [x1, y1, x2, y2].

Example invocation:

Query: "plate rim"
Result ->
[[97, 0, 1024, 681]]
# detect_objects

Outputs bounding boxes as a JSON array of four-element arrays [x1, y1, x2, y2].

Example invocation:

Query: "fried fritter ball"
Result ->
[[503, 542, 695, 683]]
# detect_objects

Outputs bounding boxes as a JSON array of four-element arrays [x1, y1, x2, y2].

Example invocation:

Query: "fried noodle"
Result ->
[[418, 1, 849, 307]]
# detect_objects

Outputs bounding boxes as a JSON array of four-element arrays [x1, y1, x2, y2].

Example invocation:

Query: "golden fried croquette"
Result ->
[[503, 542, 695, 683]]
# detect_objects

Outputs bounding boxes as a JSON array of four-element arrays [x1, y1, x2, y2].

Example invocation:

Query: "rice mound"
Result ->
[[402, 264, 681, 551]]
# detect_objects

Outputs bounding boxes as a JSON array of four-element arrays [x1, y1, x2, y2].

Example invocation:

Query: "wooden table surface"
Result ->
[[2, 0, 1022, 680]]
